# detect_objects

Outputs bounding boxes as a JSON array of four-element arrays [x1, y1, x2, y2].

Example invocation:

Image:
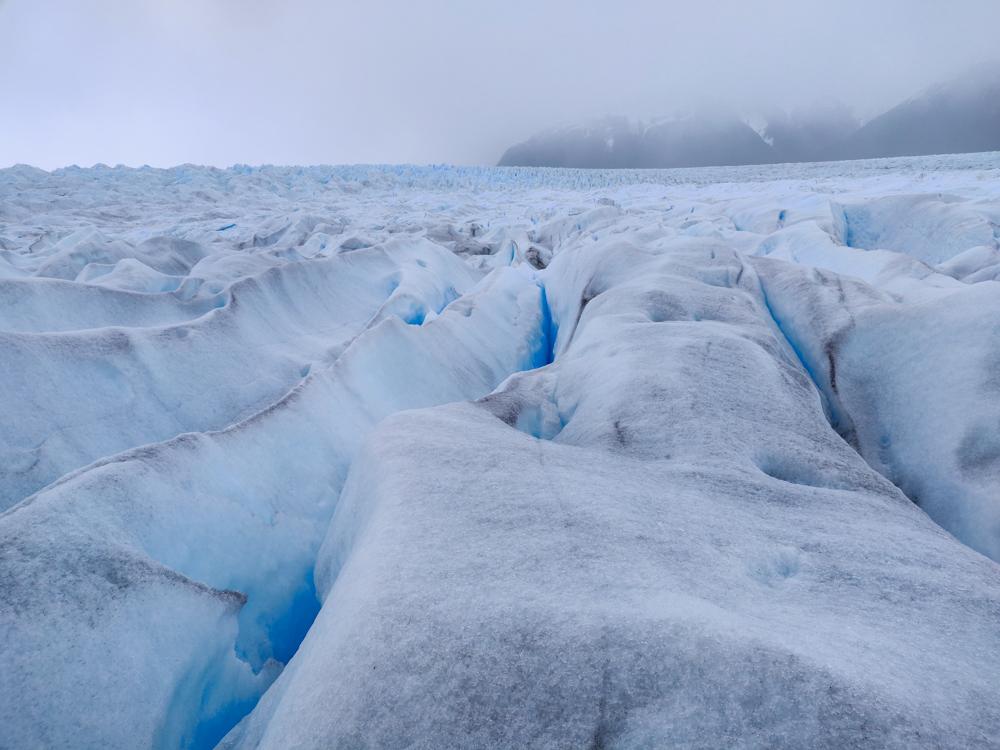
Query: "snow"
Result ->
[[1, 153, 1000, 749]]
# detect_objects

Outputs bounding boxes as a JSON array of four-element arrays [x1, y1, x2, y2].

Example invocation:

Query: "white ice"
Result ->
[[1, 154, 999, 749]]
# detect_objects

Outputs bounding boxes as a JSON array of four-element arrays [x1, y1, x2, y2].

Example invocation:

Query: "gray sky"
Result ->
[[1, 0, 998, 170]]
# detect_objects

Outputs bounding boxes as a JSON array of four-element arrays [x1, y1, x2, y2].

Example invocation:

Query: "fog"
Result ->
[[1, 0, 998, 169]]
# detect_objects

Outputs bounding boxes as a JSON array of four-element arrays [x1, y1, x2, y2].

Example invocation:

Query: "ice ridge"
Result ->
[[1, 154, 1000, 749]]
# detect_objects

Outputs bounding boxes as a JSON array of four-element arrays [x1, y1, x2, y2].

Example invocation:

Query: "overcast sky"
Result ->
[[1, 0, 998, 170]]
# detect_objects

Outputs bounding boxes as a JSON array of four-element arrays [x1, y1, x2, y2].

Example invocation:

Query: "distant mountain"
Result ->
[[497, 63, 1000, 168], [762, 102, 860, 163], [497, 114, 780, 169], [826, 63, 1000, 161], [640, 115, 778, 168], [496, 116, 639, 169]]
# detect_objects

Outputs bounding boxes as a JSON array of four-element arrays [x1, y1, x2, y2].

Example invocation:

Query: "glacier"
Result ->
[[1, 155, 1000, 749]]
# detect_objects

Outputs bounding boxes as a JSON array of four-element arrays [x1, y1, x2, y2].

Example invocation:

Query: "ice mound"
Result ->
[[0, 237, 482, 510], [1, 154, 1000, 749], [223, 236, 1000, 748]]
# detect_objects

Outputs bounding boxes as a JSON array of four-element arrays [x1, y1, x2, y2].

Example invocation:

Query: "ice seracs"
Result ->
[[1, 154, 999, 749], [225, 235, 1000, 748]]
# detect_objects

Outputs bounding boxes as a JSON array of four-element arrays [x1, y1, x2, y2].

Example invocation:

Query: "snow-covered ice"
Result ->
[[2, 154, 1000, 748]]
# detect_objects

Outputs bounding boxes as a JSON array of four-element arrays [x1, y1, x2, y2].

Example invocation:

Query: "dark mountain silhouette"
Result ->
[[825, 63, 1000, 161], [497, 116, 639, 169], [497, 114, 780, 169], [497, 63, 1000, 168], [640, 115, 778, 168], [762, 102, 860, 162]]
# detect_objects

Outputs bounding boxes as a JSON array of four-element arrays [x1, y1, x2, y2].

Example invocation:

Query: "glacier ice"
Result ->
[[1, 154, 1000, 748]]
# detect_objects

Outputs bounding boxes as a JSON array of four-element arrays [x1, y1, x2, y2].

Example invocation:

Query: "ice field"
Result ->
[[2, 154, 1000, 748]]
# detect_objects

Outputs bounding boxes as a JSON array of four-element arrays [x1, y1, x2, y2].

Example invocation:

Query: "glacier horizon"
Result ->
[[2, 154, 1000, 749]]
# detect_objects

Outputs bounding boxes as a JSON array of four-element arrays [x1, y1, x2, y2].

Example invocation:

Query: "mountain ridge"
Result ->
[[498, 64, 1000, 168]]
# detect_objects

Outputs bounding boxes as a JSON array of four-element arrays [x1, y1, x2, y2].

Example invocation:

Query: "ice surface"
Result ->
[[2, 262, 546, 749], [1, 154, 1000, 748], [0, 237, 485, 509]]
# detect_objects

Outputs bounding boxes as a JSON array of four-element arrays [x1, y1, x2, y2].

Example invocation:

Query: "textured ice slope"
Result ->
[[0, 239, 482, 509], [226, 238, 1000, 749], [1, 154, 1000, 749]]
